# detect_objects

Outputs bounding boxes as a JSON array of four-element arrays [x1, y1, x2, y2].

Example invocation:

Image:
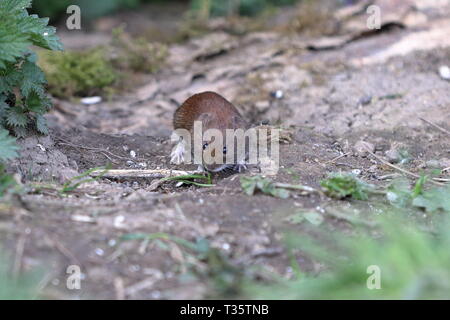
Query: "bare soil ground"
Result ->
[[2, 1, 450, 299]]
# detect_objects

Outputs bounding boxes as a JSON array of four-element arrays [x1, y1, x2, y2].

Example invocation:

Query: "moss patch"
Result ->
[[38, 48, 118, 98], [38, 29, 168, 99]]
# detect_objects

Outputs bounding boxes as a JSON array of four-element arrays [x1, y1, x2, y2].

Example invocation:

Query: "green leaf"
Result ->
[[16, 13, 63, 51], [35, 114, 48, 134], [0, 63, 22, 93], [0, 95, 8, 121], [240, 175, 290, 199], [320, 173, 374, 200], [12, 125, 27, 138], [0, 0, 32, 13], [0, 128, 18, 161], [25, 90, 50, 114], [6, 107, 28, 127], [284, 212, 305, 225], [412, 186, 450, 213], [20, 60, 46, 97], [304, 211, 324, 226], [0, 21, 30, 69], [386, 178, 412, 208]]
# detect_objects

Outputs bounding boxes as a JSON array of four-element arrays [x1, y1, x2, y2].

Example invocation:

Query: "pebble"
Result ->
[[353, 140, 375, 157], [439, 65, 450, 80], [359, 95, 372, 106], [137, 162, 147, 169], [81, 96, 102, 105], [271, 90, 284, 99], [385, 149, 401, 163], [130, 150, 137, 158]]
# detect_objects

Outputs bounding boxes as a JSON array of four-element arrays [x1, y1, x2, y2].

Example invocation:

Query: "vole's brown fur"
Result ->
[[173, 91, 246, 133], [172, 91, 248, 172]]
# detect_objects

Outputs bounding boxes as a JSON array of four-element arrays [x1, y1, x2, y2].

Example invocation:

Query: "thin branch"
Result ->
[[56, 138, 135, 161], [419, 117, 450, 136], [322, 152, 352, 165], [89, 169, 197, 179], [364, 147, 448, 185]]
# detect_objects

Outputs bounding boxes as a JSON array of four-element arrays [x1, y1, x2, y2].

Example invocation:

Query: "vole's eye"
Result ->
[[223, 146, 227, 154], [202, 143, 208, 150]]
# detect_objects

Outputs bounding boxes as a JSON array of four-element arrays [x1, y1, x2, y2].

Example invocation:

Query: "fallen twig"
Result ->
[[419, 117, 450, 136], [322, 152, 351, 165], [273, 182, 319, 194], [364, 147, 448, 185], [90, 169, 197, 179], [56, 138, 135, 162]]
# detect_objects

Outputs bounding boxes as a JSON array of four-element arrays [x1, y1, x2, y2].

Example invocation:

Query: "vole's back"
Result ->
[[173, 91, 246, 132]]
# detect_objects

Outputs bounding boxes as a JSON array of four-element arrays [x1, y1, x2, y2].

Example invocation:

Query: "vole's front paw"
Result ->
[[196, 164, 208, 175], [170, 141, 185, 164]]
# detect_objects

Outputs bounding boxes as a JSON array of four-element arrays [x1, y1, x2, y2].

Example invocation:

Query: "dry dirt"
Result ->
[[2, 1, 450, 299]]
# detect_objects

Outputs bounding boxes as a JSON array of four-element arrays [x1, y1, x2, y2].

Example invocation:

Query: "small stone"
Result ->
[[439, 65, 450, 80], [130, 150, 137, 158], [439, 158, 450, 168], [352, 169, 362, 175], [359, 95, 372, 106], [270, 90, 284, 99], [353, 141, 375, 157], [113, 215, 126, 229], [137, 162, 147, 169], [426, 159, 440, 169], [81, 96, 102, 105]]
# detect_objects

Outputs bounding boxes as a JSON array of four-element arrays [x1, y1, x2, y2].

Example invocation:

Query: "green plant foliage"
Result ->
[[0, 129, 19, 162], [31, 0, 141, 22], [38, 48, 118, 98], [386, 176, 450, 213], [190, 0, 298, 17], [111, 27, 168, 73], [0, 250, 42, 299], [240, 175, 290, 198], [0, 0, 62, 141], [0, 164, 17, 198], [245, 217, 450, 299], [320, 172, 375, 200]]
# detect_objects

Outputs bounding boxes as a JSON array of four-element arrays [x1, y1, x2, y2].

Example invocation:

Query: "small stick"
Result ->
[[273, 182, 318, 194], [56, 138, 135, 161], [322, 152, 351, 165], [364, 147, 447, 185], [419, 117, 450, 136], [89, 169, 196, 179]]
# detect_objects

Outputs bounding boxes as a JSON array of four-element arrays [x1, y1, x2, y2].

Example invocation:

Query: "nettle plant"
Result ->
[[0, 0, 62, 161]]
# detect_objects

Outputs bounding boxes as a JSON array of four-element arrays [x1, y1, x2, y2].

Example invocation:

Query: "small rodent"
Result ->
[[171, 91, 249, 172]]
